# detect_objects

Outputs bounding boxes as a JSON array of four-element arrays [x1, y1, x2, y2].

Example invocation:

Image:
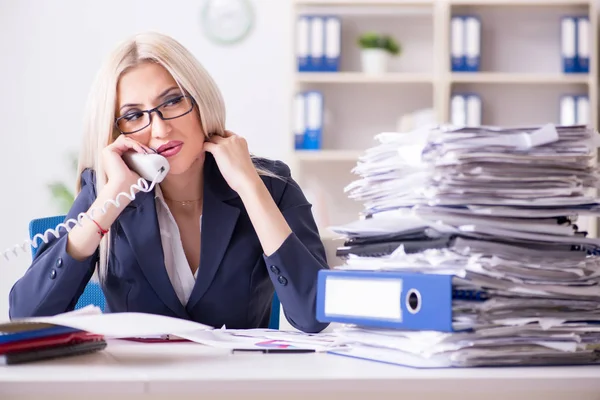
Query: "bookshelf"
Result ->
[[290, 0, 599, 240], [295, 0, 435, 5], [297, 72, 434, 83], [448, 0, 591, 6], [449, 73, 592, 84]]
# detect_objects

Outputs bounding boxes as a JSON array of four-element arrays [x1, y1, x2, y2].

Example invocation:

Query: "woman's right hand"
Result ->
[[101, 135, 153, 192], [67, 136, 153, 260]]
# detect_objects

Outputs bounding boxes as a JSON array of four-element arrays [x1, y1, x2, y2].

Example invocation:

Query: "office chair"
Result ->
[[269, 291, 280, 329], [29, 215, 281, 329], [29, 215, 107, 312]]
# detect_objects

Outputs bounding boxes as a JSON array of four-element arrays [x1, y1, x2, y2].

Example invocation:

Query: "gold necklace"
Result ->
[[165, 198, 202, 207]]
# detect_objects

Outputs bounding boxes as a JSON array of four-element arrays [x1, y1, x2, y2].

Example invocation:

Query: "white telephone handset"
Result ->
[[1, 152, 170, 262], [122, 151, 169, 183]]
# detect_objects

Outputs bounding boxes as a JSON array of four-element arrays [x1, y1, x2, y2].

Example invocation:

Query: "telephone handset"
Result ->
[[1, 151, 170, 262], [122, 151, 169, 183]]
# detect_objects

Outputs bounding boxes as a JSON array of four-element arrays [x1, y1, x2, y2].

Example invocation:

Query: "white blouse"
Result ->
[[154, 185, 200, 307]]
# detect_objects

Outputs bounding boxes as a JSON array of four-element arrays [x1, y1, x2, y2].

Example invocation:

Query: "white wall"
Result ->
[[0, 0, 293, 321], [1, 0, 598, 322]]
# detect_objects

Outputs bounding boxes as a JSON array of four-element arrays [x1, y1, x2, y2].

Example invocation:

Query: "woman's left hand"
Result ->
[[203, 131, 261, 194]]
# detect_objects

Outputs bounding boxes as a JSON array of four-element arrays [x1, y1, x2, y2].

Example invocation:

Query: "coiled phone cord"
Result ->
[[2, 171, 163, 262]]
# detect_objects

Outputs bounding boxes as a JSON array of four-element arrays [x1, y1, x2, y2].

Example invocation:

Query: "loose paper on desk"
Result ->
[[177, 328, 342, 352], [14, 306, 213, 338], [9, 306, 340, 351]]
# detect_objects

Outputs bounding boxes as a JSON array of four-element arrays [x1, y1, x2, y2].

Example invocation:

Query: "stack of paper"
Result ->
[[3, 306, 341, 353], [327, 123, 600, 367]]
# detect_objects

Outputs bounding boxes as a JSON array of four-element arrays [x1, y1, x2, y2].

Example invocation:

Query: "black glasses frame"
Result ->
[[115, 94, 197, 135]]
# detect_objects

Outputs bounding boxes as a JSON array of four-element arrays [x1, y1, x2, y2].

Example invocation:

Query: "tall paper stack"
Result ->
[[321, 123, 600, 368]]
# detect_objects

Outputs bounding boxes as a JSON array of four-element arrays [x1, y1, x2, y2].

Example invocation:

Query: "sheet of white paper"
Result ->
[[177, 329, 341, 352], [18, 311, 213, 338]]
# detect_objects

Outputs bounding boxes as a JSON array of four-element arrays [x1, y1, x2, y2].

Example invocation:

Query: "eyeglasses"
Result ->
[[115, 94, 196, 135]]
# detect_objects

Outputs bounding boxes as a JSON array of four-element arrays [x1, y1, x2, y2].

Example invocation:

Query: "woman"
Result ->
[[9, 32, 330, 334]]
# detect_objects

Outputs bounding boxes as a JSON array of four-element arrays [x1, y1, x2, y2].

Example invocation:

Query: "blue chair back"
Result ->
[[29, 215, 281, 329], [29, 215, 106, 312], [269, 291, 280, 329]]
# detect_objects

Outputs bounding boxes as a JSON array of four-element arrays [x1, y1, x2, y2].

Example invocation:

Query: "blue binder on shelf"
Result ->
[[560, 94, 589, 126], [464, 16, 481, 72], [451, 93, 482, 127], [450, 16, 465, 72], [323, 16, 341, 72], [316, 269, 485, 332], [576, 94, 589, 125], [577, 16, 590, 73], [309, 16, 325, 72], [296, 15, 341, 72], [561, 16, 577, 73], [294, 92, 306, 150], [296, 16, 311, 72], [451, 15, 480, 72], [560, 94, 577, 126], [303, 90, 323, 150], [466, 93, 482, 126], [451, 93, 467, 126]]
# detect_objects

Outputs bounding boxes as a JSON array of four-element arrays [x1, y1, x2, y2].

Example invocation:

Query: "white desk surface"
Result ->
[[1, 339, 600, 400]]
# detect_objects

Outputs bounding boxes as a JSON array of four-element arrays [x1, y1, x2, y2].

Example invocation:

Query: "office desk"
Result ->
[[1, 339, 600, 400]]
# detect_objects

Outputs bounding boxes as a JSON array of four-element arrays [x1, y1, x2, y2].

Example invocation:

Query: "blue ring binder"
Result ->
[[406, 289, 422, 314]]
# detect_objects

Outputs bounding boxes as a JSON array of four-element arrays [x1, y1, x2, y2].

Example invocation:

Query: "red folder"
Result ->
[[0, 331, 104, 354]]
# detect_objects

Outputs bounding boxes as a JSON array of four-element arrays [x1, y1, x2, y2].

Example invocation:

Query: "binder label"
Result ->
[[316, 270, 455, 332], [324, 276, 403, 321]]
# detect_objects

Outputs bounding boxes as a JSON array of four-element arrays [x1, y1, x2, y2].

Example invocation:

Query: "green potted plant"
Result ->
[[357, 32, 401, 74], [47, 152, 77, 214]]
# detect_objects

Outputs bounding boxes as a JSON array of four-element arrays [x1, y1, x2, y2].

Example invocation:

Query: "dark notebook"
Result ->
[[0, 337, 107, 365]]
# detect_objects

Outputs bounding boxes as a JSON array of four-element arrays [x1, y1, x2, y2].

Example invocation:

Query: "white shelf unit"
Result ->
[[297, 72, 434, 83], [450, 73, 592, 84], [290, 0, 599, 240], [295, 0, 435, 5], [449, 0, 591, 6], [295, 149, 363, 161]]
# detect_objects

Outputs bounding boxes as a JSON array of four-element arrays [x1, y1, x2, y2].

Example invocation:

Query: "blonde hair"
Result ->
[[76, 31, 277, 282]]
